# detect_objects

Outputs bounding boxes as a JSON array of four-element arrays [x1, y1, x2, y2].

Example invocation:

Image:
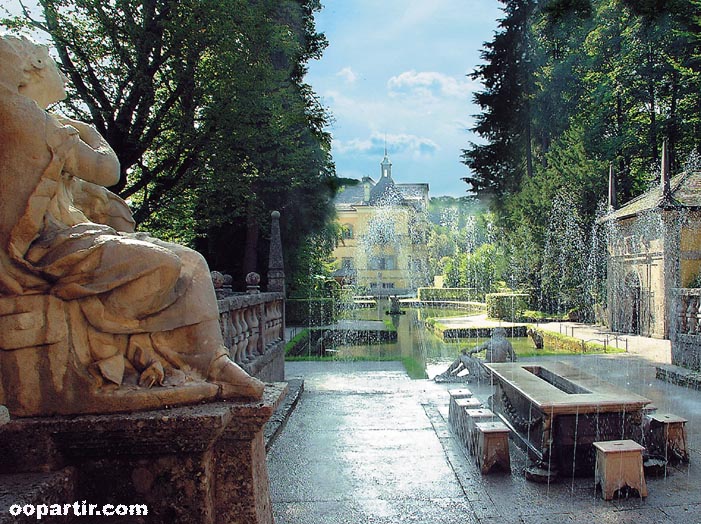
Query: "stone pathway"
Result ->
[[267, 358, 701, 523], [537, 321, 672, 364]]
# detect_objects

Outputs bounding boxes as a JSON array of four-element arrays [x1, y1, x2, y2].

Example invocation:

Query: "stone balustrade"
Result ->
[[672, 288, 701, 371], [218, 292, 286, 382], [676, 288, 701, 335]]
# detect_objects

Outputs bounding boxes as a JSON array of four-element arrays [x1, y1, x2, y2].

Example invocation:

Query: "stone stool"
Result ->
[[593, 440, 647, 500], [647, 413, 689, 463], [475, 421, 511, 474], [447, 388, 473, 434], [448, 388, 473, 425], [451, 397, 483, 440], [464, 408, 497, 454]]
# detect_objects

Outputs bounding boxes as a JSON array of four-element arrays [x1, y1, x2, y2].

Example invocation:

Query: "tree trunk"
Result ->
[[526, 117, 534, 178], [669, 68, 679, 173]]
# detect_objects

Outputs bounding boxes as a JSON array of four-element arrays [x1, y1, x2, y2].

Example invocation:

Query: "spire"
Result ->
[[608, 163, 617, 209], [380, 143, 392, 178], [661, 138, 671, 198], [267, 211, 285, 294]]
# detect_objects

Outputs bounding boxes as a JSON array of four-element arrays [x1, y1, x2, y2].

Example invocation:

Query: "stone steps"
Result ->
[[0, 469, 76, 524]]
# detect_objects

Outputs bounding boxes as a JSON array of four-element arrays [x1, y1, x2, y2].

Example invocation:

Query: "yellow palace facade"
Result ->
[[332, 153, 430, 295]]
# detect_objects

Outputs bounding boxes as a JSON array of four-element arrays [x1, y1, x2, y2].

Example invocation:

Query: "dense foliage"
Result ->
[[460, 0, 701, 316], [3, 0, 337, 290]]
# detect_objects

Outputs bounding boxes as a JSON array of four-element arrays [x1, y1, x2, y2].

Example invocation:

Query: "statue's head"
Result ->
[[492, 327, 507, 339], [0, 34, 66, 108]]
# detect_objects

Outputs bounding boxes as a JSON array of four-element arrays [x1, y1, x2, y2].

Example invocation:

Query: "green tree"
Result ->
[[540, 192, 588, 314], [462, 0, 701, 314], [6, 0, 227, 223], [462, 0, 538, 199]]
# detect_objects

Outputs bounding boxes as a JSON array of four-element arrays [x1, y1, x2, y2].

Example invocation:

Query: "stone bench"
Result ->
[[593, 439, 647, 500], [448, 388, 473, 416], [475, 421, 511, 474]]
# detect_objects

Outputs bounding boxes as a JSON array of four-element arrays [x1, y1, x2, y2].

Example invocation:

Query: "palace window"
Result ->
[[368, 256, 396, 270]]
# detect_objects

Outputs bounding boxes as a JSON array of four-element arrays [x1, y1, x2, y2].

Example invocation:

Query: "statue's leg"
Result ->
[[465, 357, 487, 381], [444, 359, 461, 375], [151, 319, 264, 400]]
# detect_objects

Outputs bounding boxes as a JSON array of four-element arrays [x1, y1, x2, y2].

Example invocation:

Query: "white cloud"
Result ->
[[335, 132, 439, 158], [387, 70, 476, 99], [336, 66, 357, 84]]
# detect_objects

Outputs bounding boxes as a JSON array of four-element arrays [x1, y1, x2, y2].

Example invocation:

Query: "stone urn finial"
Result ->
[[211, 271, 225, 289], [246, 272, 261, 294]]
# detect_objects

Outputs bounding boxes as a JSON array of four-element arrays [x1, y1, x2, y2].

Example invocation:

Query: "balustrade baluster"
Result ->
[[271, 301, 280, 343], [236, 309, 249, 363], [216, 293, 285, 368], [244, 307, 259, 361], [688, 296, 698, 335], [220, 310, 232, 350], [263, 303, 273, 349], [680, 295, 689, 334]]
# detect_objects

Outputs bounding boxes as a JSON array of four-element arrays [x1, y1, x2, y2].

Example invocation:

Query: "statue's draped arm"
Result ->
[[54, 114, 119, 187]]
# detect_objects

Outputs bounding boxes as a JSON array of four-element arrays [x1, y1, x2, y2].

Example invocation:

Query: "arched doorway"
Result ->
[[624, 272, 642, 334]]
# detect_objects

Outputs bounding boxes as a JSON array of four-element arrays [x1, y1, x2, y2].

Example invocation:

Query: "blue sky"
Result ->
[[305, 0, 503, 197]]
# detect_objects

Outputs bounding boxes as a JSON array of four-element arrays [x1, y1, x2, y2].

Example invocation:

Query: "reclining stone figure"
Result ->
[[0, 36, 264, 416], [435, 327, 516, 382]]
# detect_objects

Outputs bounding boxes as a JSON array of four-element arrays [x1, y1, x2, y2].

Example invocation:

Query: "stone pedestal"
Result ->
[[447, 388, 473, 437], [0, 383, 287, 524]]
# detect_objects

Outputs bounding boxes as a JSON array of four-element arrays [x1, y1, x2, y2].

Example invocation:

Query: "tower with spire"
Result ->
[[381, 144, 392, 179]]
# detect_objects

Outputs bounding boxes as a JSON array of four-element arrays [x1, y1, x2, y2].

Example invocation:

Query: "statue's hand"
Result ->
[[54, 115, 103, 148], [47, 122, 80, 157], [63, 124, 80, 136]]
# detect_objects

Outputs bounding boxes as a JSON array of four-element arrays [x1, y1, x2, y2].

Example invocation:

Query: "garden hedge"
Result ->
[[485, 293, 528, 321], [417, 287, 474, 301]]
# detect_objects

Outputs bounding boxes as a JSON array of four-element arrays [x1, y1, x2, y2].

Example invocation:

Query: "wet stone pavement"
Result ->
[[267, 358, 701, 524]]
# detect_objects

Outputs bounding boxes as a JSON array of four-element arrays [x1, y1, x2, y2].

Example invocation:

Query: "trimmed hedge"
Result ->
[[286, 298, 335, 326], [417, 287, 474, 301], [485, 293, 528, 321], [540, 330, 610, 353]]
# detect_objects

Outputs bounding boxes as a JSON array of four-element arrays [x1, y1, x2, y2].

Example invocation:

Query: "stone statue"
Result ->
[[435, 327, 516, 383], [527, 327, 544, 349], [0, 36, 264, 416]]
